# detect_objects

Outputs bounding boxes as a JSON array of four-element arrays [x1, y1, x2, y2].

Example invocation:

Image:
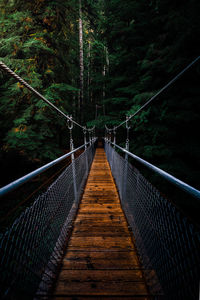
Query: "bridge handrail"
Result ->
[[0, 141, 94, 198], [104, 140, 200, 299], [107, 140, 200, 200]]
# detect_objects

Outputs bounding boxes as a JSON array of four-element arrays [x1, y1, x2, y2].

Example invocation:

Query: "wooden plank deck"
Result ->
[[53, 147, 150, 299]]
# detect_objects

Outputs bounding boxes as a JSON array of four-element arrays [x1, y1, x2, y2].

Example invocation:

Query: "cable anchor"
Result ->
[[67, 115, 74, 151], [67, 115, 73, 130]]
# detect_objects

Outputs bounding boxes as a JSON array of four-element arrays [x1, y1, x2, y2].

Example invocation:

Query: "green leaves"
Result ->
[[46, 83, 79, 94], [23, 38, 54, 55], [0, 0, 80, 164]]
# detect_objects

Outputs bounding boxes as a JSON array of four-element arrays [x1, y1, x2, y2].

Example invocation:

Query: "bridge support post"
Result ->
[[110, 129, 116, 171], [123, 117, 130, 199], [109, 130, 114, 170], [109, 130, 111, 144], [68, 116, 78, 202], [113, 127, 116, 150], [89, 130, 92, 146], [83, 127, 88, 174], [122, 139, 129, 200]]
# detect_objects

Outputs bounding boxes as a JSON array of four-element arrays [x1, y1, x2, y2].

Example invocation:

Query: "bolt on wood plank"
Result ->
[[53, 147, 150, 299]]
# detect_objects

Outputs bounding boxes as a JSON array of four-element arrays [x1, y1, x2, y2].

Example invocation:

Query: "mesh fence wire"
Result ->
[[0, 144, 95, 299], [105, 142, 200, 300]]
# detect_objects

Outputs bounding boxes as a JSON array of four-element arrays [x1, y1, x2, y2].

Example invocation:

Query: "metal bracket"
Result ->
[[67, 115, 73, 130]]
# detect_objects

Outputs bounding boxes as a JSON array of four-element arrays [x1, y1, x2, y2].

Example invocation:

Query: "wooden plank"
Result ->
[[75, 216, 126, 225], [54, 281, 148, 296], [79, 209, 122, 214], [82, 193, 119, 198], [50, 297, 150, 300], [62, 250, 140, 270], [54, 268, 148, 295], [81, 199, 119, 204], [50, 295, 150, 300], [73, 227, 129, 237], [79, 204, 122, 210], [53, 147, 150, 298], [78, 210, 122, 215], [56, 270, 145, 282], [67, 236, 134, 250]]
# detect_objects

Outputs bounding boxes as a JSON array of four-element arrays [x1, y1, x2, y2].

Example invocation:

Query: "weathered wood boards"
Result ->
[[53, 148, 150, 299]]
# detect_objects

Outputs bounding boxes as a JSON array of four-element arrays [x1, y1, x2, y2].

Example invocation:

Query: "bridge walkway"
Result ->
[[53, 147, 150, 299]]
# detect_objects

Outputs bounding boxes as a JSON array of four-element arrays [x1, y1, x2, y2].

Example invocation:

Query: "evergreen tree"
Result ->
[[0, 0, 80, 163]]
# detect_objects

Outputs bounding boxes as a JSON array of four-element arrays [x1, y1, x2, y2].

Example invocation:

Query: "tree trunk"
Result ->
[[79, 0, 84, 120], [87, 41, 91, 103], [102, 46, 109, 105]]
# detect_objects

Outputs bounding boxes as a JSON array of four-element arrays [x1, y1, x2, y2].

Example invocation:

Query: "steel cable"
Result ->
[[105, 56, 200, 130], [0, 61, 94, 131]]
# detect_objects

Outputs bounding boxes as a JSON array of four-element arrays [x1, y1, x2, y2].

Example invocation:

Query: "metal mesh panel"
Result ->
[[0, 144, 95, 299], [105, 142, 200, 300]]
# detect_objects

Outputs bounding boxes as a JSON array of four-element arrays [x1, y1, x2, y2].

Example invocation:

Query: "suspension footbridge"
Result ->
[[0, 60, 200, 300]]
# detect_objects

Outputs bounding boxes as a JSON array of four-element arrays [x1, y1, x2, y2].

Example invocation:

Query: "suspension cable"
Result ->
[[112, 56, 200, 130], [0, 61, 93, 131]]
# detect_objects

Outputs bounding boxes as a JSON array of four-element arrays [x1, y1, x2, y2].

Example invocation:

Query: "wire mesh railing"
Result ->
[[104, 141, 200, 300], [0, 142, 96, 299]]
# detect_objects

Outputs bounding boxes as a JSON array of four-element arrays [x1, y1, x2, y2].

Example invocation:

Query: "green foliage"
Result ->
[[0, 0, 81, 165], [87, 115, 117, 129]]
